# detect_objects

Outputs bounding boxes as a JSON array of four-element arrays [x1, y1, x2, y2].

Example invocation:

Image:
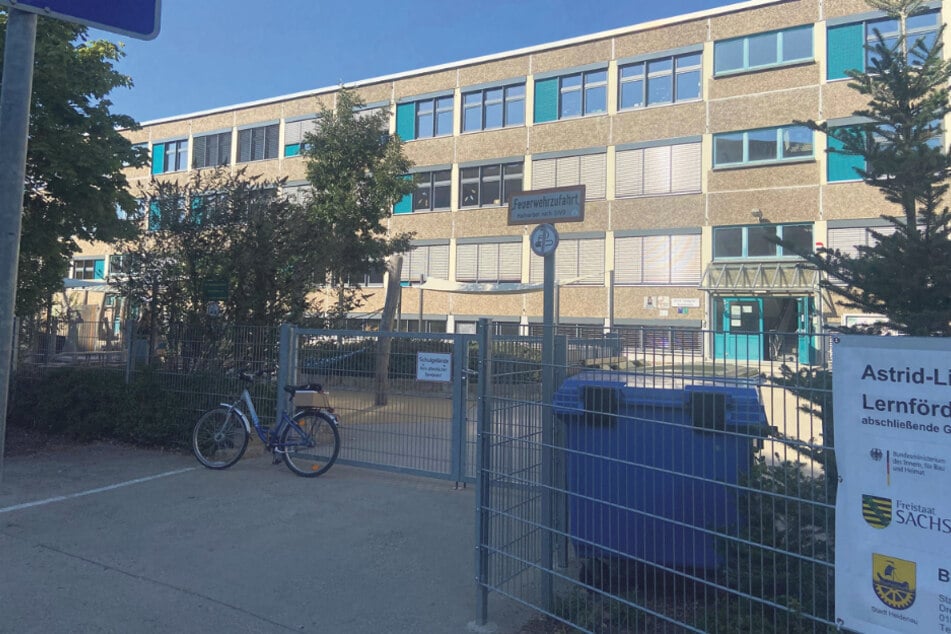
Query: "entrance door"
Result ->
[[716, 297, 764, 361], [797, 296, 816, 364]]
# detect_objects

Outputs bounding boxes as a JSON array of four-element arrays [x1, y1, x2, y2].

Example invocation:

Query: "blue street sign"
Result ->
[[0, 0, 161, 40]]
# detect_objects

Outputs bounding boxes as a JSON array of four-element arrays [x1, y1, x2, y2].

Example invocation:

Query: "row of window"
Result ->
[[150, 124, 911, 224], [148, 7, 939, 174], [393, 140, 705, 214], [73, 222, 893, 284]]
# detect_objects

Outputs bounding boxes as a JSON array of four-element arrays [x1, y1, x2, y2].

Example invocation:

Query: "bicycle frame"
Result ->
[[219, 388, 322, 450]]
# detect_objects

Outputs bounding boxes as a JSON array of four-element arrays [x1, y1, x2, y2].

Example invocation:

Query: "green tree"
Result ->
[[302, 88, 415, 326], [113, 169, 324, 360], [0, 13, 147, 315], [804, 0, 951, 335]]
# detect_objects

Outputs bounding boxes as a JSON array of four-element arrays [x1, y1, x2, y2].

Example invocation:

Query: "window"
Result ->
[[401, 244, 450, 283], [456, 241, 522, 283], [713, 223, 813, 259], [283, 183, 311, 205], [462, 83, 525, 132], [616, 141, 701, 197], [363, 265, 385, 287], [529, 237, 604, 284], [284, 117, 319, 157], [147, 197, 186, 231], [532, 152, 606, 199], [237, 124, 279, 163], [827, 120, 943, 182], [619, 52, 701, 110], [713, 125, 813, 168], [614, 234, 701, 285], [459, 162, 523, 208], [714, 25, 813, 75], [192, 131, 232, 169], [151, 139, 187, 175], [827, 9, 939, 80], [533, 69, 607, 123], [396, 95, 453, 140], [108, 254, 128, 276], [71, 258, 105, 280], [409, 170, 452, 212]]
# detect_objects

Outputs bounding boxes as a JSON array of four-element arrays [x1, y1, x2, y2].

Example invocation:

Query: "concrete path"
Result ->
[[0, 443, 532, 633]]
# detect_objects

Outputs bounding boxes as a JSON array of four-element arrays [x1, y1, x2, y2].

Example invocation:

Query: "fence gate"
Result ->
[[276, 325, 479, 483], [474, 323, 838, 633]]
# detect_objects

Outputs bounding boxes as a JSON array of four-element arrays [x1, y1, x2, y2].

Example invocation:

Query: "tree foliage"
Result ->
[[112, 169, 323, 335], [803, 0, 951, 335], [0, 13, 147, 315], [302, 88, 415, 325]]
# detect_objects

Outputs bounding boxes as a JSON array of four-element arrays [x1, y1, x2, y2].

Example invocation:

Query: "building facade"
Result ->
[[71, 0, 946, 363]]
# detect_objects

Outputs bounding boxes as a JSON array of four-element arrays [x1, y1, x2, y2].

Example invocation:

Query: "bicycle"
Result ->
[[191, 370, 341, 477]]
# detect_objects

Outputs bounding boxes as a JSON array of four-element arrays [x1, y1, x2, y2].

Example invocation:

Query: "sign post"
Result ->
[[834, 336, 951, 634], [0, 1, 161, 484], [508, 185, 584, 610]]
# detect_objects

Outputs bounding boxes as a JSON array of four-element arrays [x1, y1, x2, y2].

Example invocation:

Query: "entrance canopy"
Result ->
[[62, 278, 115, 293], [700, 262, 819, 294]]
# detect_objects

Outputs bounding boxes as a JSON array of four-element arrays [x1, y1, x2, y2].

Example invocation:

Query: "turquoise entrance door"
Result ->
[[797, 296, 816, 364], [715, 297, 764, 361]]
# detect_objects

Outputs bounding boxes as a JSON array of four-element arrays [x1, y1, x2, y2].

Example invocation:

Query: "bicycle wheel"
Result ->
[[281, 409, 340, 478], [192, 407, 249, 469]]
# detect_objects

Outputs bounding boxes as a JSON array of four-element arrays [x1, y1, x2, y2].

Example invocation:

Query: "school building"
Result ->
[[68, 0, 946, 363]]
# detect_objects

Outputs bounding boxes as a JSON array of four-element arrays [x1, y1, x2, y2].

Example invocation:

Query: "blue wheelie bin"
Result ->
[[553, 371, 767, 571]]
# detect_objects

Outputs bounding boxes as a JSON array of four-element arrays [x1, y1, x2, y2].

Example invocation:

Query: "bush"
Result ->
[[10, 367, 191, 448], [704, 457, 836, 633]]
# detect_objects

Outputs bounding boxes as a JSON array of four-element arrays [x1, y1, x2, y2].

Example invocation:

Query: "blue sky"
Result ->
[[93, 0, 739, 123]]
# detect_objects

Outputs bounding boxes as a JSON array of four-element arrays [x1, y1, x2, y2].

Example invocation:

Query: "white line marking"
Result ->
[[0, 467, 196, 514]]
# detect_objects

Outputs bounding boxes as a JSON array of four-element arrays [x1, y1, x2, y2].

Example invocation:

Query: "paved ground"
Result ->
[[0, 441, 533, 633]]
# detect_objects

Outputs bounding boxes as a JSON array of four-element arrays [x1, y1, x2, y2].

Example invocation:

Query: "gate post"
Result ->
[[276, 323, 296, 424], [474, 318, 493, 626], [449, 333, 468, 483]]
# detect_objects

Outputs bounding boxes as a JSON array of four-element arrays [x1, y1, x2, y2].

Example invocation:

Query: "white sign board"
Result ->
[[416, 352, 452, 383], [508, 185, 585, 225], [833, 336, 951, 634]]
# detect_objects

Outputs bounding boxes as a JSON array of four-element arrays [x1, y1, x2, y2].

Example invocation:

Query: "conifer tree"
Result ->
[[804, 0, 951, 335]]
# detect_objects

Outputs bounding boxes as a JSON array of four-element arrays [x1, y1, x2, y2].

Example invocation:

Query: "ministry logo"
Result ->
[[862, 495, 892, 529], [872, 554, 916, 610]]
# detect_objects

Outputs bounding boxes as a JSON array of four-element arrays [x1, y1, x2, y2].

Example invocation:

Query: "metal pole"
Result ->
[[541, 251, 555, 611], [417, 274, 425, 333], [0, 9, 38, 486], [474, 317, 493, 625]]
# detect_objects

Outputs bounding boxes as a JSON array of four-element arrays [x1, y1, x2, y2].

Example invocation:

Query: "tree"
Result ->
[[302, 88, 415, 326], [112, 169, 325, 362], [0, 13, 147, 316], [803, 0, 951, 335]]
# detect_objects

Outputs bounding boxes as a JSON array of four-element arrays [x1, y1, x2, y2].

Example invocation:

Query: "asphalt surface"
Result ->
[[0, 442, 532, 633]]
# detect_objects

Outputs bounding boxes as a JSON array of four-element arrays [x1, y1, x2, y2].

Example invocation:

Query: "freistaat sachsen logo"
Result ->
[[872, 553, 916, 610], [862, 495, 892, 529]]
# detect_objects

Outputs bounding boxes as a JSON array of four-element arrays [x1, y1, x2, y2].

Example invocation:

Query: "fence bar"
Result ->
[[474, 318, 493, 625]]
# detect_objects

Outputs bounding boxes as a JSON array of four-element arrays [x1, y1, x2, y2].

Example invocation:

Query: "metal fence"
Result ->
[[474, 322, 836, 633], [13, 316, 838, 632]]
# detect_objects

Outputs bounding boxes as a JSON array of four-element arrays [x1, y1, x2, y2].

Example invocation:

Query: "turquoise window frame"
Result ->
[[284, 143, 301, 158], [714, 25, 813, 76], [396, 102, 416, 140], [827, 128, 865, 182], [533, 78, 559, 123], [713, 125, 814, 168]]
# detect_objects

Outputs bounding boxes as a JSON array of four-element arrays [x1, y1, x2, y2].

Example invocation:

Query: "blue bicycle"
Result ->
[[191, 371, 341, 477]]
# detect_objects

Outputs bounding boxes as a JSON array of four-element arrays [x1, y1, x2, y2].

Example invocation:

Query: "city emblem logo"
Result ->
[[872, 553, 916, 610], [862, 495, 892, 529]]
